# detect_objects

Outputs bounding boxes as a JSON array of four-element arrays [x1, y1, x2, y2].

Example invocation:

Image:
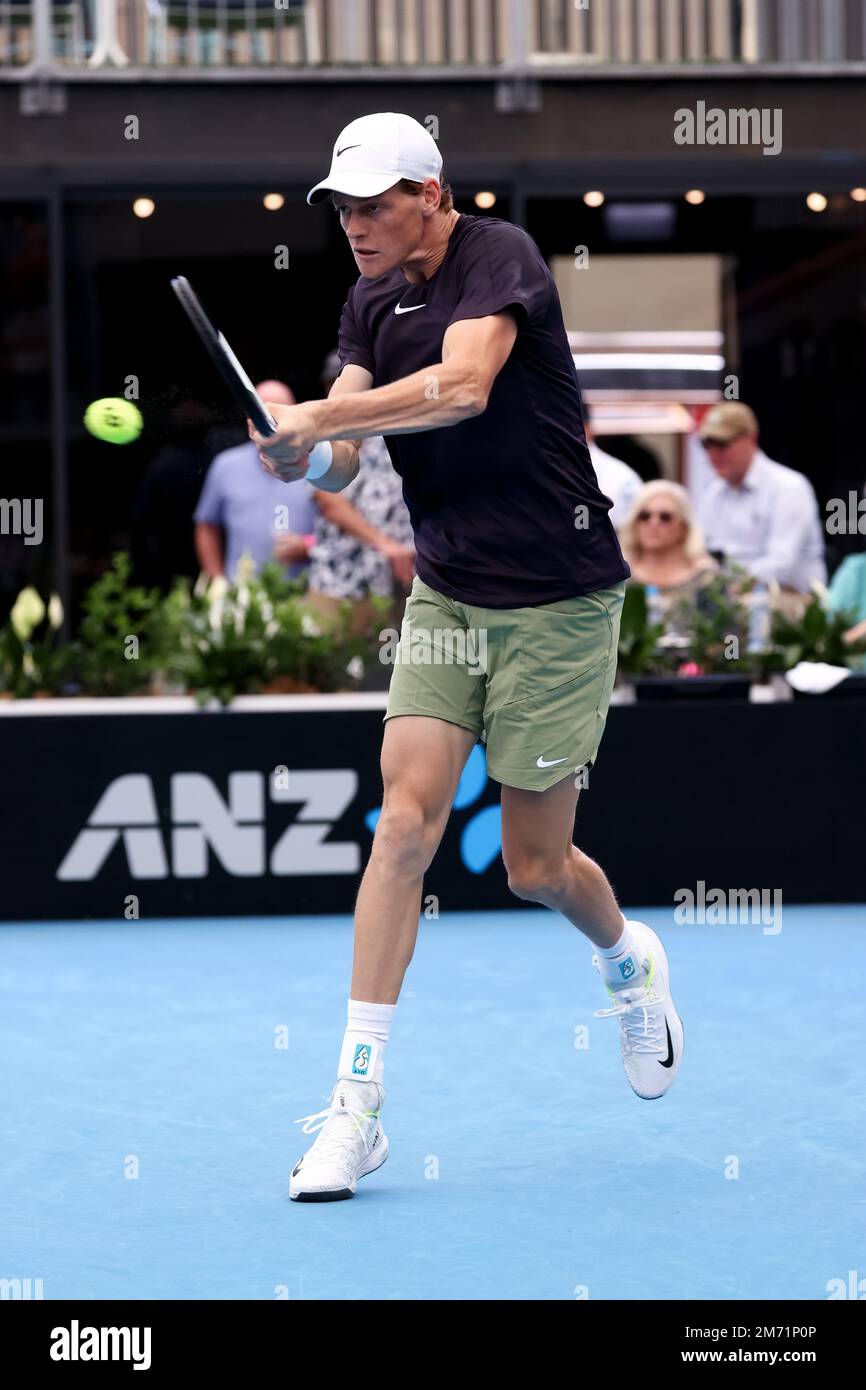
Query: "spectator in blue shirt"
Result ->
[[194, 380, 317, 580]]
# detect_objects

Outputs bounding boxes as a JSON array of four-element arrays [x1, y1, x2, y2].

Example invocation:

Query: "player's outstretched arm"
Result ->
[[252, 363, 372, 492], [252, 314, 518, 481], [314, 312, 518, 442], [308, 363, 372, 493]]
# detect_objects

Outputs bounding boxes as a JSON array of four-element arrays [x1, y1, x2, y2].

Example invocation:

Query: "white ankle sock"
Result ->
[[597, 919, 647, 989], [337, 998, 396, 1086]]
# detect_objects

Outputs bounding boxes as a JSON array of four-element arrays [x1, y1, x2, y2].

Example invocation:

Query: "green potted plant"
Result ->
[[615, 582, 665, 679], [64, 552, 162, 696], [764, 596, 866, 697], [158, 558, 378, 706], [622, 571, 757, 700]]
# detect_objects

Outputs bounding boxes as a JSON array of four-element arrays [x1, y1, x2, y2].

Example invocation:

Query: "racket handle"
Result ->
[[306, 441, 333, 480]]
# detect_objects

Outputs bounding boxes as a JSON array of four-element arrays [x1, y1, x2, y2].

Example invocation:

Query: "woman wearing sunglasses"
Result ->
[[619, 480, 717, 609]]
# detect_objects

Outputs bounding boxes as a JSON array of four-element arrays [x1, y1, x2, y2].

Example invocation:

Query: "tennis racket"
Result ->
[[170, 276, 331, 478]]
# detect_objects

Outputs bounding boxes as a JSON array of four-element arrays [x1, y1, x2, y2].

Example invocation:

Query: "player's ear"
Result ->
[[421, 179, 441, 216]]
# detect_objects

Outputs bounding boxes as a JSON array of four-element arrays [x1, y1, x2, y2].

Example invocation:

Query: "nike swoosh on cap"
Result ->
[[336, 144, 361, 157], [394, 303, 426, 315]]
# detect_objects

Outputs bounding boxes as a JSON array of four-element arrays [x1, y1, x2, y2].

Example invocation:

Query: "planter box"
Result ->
[[632, 674, 752, 702]]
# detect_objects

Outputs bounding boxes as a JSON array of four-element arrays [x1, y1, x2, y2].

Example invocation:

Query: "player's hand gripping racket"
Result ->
[[170, 276, 331, 479]]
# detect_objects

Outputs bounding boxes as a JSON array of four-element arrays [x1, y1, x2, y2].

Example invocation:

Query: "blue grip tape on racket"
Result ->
[[306, 441, 333, 480]]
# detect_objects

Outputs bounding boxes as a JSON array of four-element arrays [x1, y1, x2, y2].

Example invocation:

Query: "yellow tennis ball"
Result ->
[[83, 398, 143, 445]]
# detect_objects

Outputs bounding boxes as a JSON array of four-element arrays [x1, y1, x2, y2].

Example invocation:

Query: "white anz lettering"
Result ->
[[57, 771, 361, 881]]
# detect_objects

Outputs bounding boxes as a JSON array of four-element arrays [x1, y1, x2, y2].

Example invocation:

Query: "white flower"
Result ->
[[234, 605, 246, 636], [257, 597, 275, 624], [209, 598, 226, 632], [10, 587, 45, 641], [207, 575, 230, 632], [346, 655, 365, 680], [301, 613, 322, 639], [47, 594, 64, 629], [265, 620, 280, 639], [22, 651, 36, 679], [235, 551, 256, 586], [207, 575, 229, 605]]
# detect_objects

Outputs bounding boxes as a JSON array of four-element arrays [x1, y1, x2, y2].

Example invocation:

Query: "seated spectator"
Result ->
[[827, 528, 866, 658], [695, 402, 826, 594], [301, 351, 414, 639], [619, 480, 717, 608], [583, 406, 643, 533], [306, 432, 415, 636], [193, 379, 317, 581]]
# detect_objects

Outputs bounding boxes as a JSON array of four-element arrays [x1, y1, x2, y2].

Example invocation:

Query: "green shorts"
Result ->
[[384, 576, 625, 792]]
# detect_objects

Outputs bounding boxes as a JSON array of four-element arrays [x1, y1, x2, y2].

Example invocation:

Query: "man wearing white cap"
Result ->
[[250, 113, 684, 1202]]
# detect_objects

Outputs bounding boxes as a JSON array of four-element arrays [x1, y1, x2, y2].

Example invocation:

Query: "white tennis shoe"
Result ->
[[593, 920, 683, 1100], [289, 1077, 389, 1202]]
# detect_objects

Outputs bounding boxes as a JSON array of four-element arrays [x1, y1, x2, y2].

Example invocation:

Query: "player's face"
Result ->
[[332, 188, 426, 277]]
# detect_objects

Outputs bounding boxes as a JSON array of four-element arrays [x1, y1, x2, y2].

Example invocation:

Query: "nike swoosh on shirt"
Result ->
[[394, 303, 427, 315], [536, 755, 568, 768]]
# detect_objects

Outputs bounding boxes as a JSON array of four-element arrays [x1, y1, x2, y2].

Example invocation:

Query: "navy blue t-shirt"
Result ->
[[337, 213, 629, 608]]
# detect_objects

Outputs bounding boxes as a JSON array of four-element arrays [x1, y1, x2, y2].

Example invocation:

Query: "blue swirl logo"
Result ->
[[364, 744, 501, 874]]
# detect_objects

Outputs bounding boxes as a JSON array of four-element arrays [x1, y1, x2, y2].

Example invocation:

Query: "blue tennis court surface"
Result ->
[[2, 906, 863, 1301]]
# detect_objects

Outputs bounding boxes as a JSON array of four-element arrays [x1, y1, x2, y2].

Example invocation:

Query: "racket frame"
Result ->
[[170, 275, 278, 436]]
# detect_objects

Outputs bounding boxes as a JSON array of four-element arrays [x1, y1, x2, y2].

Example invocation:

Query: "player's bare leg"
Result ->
[[351, 714, 478, 1002], [500, 776, 622, 947], [290, 715, 476, 1200], [501, 777, 683, 1100]]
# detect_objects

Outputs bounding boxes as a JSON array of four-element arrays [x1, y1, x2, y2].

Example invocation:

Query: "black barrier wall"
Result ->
[[0, 697, 863, 920]]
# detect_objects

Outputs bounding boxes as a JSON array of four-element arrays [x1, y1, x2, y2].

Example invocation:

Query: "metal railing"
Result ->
[[3, 0, 866, 75]]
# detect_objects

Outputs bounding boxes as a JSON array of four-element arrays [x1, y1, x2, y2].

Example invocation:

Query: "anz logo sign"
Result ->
[[58, 771, 361, 880], [57, 747, 503, 883]]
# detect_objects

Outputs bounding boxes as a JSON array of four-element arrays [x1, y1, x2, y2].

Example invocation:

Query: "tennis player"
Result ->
[[251, 113, 684, 1202]]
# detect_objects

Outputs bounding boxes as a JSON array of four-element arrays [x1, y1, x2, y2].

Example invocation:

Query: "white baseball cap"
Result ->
[[306, 112, 443, 206]]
